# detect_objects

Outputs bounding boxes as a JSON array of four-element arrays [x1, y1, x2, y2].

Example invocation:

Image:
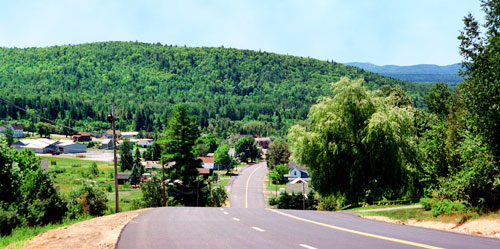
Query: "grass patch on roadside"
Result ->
[[345, 203, 418, 211], [1, 216, 93, 249], [357, 208, 477, 224], [263, 172, 286, 192], [106, 188, 143, 212], [218, 178, 229, 187]]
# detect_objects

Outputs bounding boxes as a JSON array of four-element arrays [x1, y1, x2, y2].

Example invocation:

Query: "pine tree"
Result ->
[[157, 105, 201, 185]]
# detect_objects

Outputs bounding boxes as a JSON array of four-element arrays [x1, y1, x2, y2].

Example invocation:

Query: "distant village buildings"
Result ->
[[0, 124, 25, 138], [13, 139, 87, 154], [72, 131, 92, 142]]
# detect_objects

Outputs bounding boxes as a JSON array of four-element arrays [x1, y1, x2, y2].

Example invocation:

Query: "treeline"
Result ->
[[0, 42, 430, 136]]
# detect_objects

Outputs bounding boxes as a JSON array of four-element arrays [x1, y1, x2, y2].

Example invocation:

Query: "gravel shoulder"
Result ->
[[22, 209, 149, 249]]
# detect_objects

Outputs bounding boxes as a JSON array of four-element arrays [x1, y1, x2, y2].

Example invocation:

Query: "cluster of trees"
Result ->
[[139, 106, 227, 207], [289, 78, 419, 206], [268, 191, 317, 210], [0, 138, 107, 236], [288, 0, 500, 212], [0, 41, 430, 137]]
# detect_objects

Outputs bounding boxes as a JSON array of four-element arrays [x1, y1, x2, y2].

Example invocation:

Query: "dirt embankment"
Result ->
[[363, 215, 500, 239], [22, 209, 149, 249]]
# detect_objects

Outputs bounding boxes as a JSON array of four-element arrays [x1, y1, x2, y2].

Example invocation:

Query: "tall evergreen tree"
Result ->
[[158, 105, 201, 185], [119, 140, 134, 171]]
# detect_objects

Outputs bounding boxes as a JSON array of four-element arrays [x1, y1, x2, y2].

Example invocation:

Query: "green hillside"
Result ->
[[0, 41, 429, 136]]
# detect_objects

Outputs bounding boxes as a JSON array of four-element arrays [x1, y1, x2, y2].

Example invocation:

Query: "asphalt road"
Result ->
[[118, 161, 500, 248], [117, 207, 500, 249], [228, 161, 267, 208]]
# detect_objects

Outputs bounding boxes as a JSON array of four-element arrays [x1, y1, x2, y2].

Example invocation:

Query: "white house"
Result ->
[[285, 161, 309, 181], [2, 124, 25, 138]]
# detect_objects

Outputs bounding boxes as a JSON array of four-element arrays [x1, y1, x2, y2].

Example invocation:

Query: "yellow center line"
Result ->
[[245, 165, 262, 208], [267, 209, 444, 249]]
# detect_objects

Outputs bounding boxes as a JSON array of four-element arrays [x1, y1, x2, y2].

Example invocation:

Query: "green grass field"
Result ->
[[39, 156, 144, 212]]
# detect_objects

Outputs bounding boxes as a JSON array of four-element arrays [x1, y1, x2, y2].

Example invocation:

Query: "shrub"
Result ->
[[141, 176, 164, 207], [268, 196, 278, 206], [430, 199, 468, 217], [18, 169, 67, 226], [316, 193, 346, 211], [67, 182, 108, 218], [88, 162, 99, 177], [420, 197, 433, 211], [106, 184, 113, 192], [273, 191, 317, 210], [131, 199, 144, 210], [206, 186, 228, 207], [0, 208, 20, 236]]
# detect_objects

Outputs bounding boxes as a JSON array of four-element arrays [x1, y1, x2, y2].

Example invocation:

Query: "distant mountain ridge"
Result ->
[[345, 62, 463, 83]]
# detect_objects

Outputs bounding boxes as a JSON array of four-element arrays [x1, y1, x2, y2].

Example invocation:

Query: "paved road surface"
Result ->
[[117, 207, 500, 249], [117, 161, 500, 248], [228, 161, 267, 208]]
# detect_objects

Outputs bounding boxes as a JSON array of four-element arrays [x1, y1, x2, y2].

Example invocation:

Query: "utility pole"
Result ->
[[161, 156, 167, 207], [108, 101, 119, 213], [196, 176, 200, 207], [302, 180, 306, 210]]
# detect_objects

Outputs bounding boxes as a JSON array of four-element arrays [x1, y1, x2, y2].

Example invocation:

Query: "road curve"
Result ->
[[228, 161, 267, 208], [117, 207, 500, 249]]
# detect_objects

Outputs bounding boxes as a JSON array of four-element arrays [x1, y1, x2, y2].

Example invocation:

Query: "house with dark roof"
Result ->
[[100, 139, 114, 149], [9, 124, 24, 138], [285, 161, 309, 180], [117, 172, 131, 184], [73, 132, 92, 142]]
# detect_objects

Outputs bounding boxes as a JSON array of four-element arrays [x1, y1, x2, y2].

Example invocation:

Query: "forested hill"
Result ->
[[346, 62, 463, 83], [0, 41, 429, 136]]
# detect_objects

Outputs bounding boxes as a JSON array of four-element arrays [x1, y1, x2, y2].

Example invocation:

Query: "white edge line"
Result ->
[[299, 244, 317, 249], [251, 226, 265, 232]]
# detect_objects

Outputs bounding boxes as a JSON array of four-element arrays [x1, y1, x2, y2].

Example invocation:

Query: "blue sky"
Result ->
[[0, 0, 483, 65]]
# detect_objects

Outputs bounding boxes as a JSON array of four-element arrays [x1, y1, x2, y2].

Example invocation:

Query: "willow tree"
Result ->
[[288, 78, 419, 206]]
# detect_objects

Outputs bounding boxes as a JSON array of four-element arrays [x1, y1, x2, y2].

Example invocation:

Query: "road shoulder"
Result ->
[[21, 209, 149, 249], [360, 213, 500, 239]]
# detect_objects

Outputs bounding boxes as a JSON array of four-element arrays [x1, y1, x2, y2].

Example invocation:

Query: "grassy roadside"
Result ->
[[2, 216, 93, 249], [356, 207, 494, 224], [345, 203, 419, 211]]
